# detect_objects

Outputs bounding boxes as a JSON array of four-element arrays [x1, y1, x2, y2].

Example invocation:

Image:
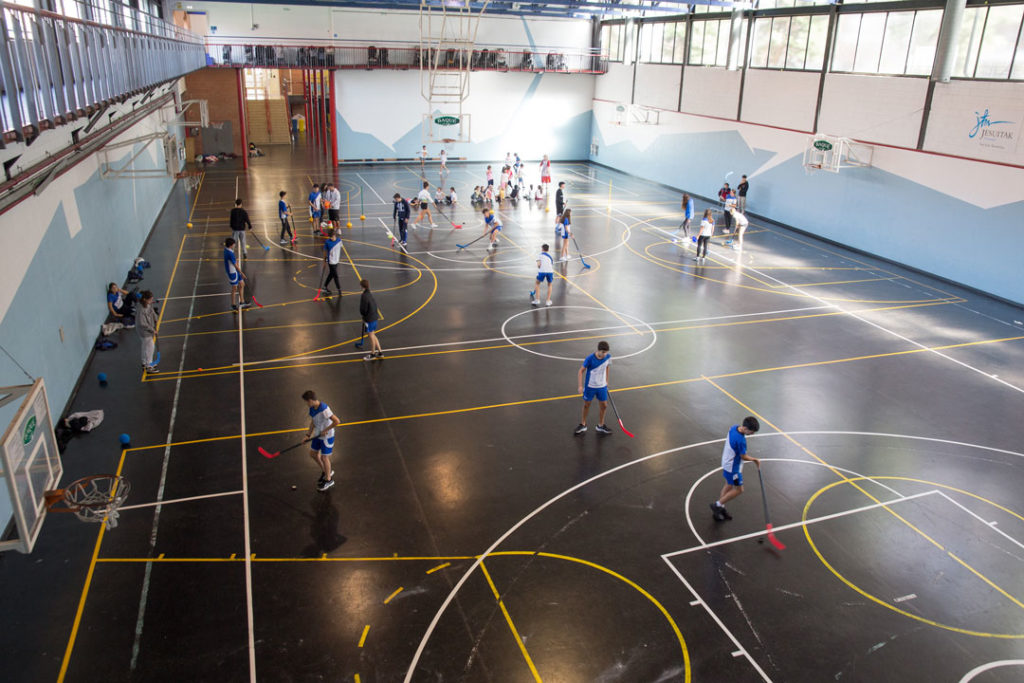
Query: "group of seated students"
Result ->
[[470, 183, 544, 205]]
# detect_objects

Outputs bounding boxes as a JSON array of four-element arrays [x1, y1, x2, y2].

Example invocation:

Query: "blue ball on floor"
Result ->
[[263, 245, 270, 252], [98, 372, 107, 384], [119, 433, 130, 445]]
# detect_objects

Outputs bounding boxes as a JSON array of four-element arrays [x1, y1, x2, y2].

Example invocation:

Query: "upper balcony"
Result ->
[[204, 39, 607, 75]]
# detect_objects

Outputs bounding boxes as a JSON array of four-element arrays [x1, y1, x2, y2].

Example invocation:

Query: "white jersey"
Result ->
[[417, 189, 431, 204], [419, 148, 428, 161], [449, 189, 458, 203], [733, 211, 749, 228], [310, 402, 336, 440], [537, 251, 554, 274], [325, 239, 342, 265], [725, 196, 737, 211], [699, 218, 715, 237], [440, 149, 448, 164]]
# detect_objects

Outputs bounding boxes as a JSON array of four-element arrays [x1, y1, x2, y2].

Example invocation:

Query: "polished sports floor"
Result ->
[[4, 143, 1024, 683]]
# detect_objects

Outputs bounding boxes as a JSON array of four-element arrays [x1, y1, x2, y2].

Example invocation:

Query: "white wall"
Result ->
[[924, 80, 1024, 165], [634, 63, 682, 111], [741, 68, 818, 132], [594, 61, 633, 103], [181, 1, 592, 49], [681, 67, 740, 119], [818, 73, 928, 148]]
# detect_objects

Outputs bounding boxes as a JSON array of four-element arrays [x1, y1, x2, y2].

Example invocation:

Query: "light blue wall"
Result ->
[[591, 117, 1024, 306], [0, 141, 175, 428]]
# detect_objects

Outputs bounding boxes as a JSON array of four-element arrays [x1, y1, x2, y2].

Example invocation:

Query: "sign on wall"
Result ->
[[967, 108, 1018, 153], [923, 82, 1024, 165]]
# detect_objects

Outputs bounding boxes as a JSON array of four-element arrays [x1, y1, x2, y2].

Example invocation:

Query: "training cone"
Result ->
[[359, 214, 366, 221], [346, 222, 352, 228], [186, 222, 193, 228]]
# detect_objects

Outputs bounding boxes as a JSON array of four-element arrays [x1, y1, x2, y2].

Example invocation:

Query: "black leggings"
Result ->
[[324, 263, 341, 290], [696, 235, 710, 258], [280, 217, 292, 240]]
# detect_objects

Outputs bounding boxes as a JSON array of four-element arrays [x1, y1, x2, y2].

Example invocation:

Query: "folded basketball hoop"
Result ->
[[44, 474, 131, 529]]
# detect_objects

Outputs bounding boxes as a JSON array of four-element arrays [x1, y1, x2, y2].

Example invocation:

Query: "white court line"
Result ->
[[667, 490, 939, 558], [163, 292, 231, 301], [661, 559, 773, 682], [375, 217, 409, 254], [237, 288, 257, 682], [612, 206, 1024, 396], [242, 304, 831, 366], [560, 165, 641, 197], [935, 491, 1024, 553], [958, 660, 1024, 682], [120, 489, 244, 512], [403, 431, 1024, 680], [682, 458, 904, 547], [355, 172, 388, 204], [130, 215, 207, 671]]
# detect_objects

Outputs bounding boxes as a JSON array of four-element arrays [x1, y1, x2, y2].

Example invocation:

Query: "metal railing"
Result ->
[[206, 40, 608, 74], [0, 2, 205, 142]]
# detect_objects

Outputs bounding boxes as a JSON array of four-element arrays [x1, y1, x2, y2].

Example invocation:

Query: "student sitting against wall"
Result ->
[[106, 283, 135, 328]]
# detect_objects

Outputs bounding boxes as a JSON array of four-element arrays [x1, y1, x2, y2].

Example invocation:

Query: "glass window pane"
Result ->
[[806, 14, 829, 70], [768, 17, 790, 68], [750, 18, 771, 68], [832, 14, 860, 71], [879, 11, 914, 74], [703, 21, 719, 65], [663, 23, 676, 62], [600, 25, 609, 55], [717, 20, 731, 66], [1014, 18, 1024, 79], [787, 15, 810, 69], [906, 10, 941, 75], [673, 23, 688, 64], [954, 7, 986, 77], [976, 4, 1024, 78], [690, 21, 705, 63], [651, 23, 664, 63], [854, 12, 886, 73], [638, 23, 651, 62], [612, 25, 623, 61]]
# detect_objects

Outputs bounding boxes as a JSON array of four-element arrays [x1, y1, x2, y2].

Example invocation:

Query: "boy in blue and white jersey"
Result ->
[[278, 190, 293, 244], [322, 229, 342, 297], [710, 416, 761, 521], [575, 341, 612, 436], [530, 243, 555, 307], [224, 237, 250, 311], [302, 390, 341, 492], [308, 184, 322, 235], [482, 207, 502, 250]]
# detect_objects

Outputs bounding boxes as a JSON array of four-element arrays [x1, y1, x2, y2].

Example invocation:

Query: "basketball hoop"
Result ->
[[44, 474, 131, 530], [175, 170, 202, 193], [442, 138, 455, 145]]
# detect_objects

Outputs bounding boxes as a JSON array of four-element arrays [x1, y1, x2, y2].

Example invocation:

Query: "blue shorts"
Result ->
[[227, 272, 240, 286], [490, 225, 502, 234], [560, 228, 569, 239], [311, 210, 321, 219], [365, 320, 378, 333], [536, 272, 553, 283], [582, 386, 608, 402], [723, 469, 743, 487], [311, 436, 334, 455]]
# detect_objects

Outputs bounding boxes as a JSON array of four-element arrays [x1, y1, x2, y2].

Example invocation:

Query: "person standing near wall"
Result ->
[[540, 154, 552, 198], [737, 175, 749, 214], [229, 199, 252, 258], [679, 193, 694, 242], [136, 290, 159, 374], [723, 190, 736, 234], [729, 207, 749, 251]]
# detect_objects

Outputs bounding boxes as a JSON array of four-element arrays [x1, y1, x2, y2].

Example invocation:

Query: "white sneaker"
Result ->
[[545, 300, 552, 306], [430, 223, 437, 227], [531, 299, 540, 305], [279, 239, 287, 244]]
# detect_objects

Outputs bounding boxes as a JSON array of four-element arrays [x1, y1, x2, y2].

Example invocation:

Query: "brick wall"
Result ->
[[184, 68, 242, 156]]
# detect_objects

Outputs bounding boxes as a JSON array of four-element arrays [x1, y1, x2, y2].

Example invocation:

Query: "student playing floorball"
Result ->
[[710, 416, 761, 521], [575, 341, 613, 436], [302, 390, 341, 492]]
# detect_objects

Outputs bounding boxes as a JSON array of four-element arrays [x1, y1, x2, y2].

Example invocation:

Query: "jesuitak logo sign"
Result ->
[[968, 108, 1016, 151]]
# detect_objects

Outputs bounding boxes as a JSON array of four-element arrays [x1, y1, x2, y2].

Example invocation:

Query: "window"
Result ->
[[600, 23, 626, 62], [749, 13, 828, 71], [636, 21, 687, 64], [973, 4, 1024, 78], [689, 19, 734, 66], [831, 10, 941, 75]]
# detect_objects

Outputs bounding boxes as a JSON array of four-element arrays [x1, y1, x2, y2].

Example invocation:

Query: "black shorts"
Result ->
[[328, 209, 340, 221], [419, 201, 428, 210]]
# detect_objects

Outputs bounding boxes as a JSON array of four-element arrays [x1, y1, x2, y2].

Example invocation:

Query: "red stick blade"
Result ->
[[251, 297, 264, 308], [454, 224, 463, 229], [618, 419, 635, 438], [765, 524, 786, 550], [258, 446, 280, 459], [313, 290, 321, 302]]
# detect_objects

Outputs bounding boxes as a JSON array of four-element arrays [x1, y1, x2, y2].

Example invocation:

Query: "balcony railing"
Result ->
[[0, 2, 205, 142], [205, 40, 608, 74]]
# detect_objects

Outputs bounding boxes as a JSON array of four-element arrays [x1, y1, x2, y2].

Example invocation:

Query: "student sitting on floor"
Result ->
[[434, 186, 444, 206], [106, 283, 135, 328], [534, 184, 544, 201], [447, 187, 457, 205], [471, 186, 483, 203]]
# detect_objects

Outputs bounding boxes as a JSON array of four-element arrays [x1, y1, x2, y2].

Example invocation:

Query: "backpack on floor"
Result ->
[[94, 338, 118, 350]]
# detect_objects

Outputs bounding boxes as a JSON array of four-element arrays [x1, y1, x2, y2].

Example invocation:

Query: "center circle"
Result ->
[[500, 306, 657, 362]]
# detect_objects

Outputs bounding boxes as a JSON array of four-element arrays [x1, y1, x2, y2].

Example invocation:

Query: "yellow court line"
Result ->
[[58, 448, 130, 681], [383, 587, 404, 604], [153, 235, 188, 336], [96, 555, 477, 562], [120, 331, 1024, 451], [426, 562, 450, 574], [357, 624, 370, 648], [480, 561, 543, 682], [158, 317, 365, 340], [186, 171, 206, 223], [705, 379, 1024, 630], [779, 276, 897, 289]]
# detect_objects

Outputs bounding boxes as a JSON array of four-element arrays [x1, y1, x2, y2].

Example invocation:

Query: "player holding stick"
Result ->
[[530, 243, 554, 307], [574, 341, 613, 436], [710, 416, 761, 521], [302, 390, 341, 492], [482, 207, 502, 250]]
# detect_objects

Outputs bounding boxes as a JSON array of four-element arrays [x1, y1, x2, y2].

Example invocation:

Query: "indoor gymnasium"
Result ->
[[1, 0, 1023, 681]]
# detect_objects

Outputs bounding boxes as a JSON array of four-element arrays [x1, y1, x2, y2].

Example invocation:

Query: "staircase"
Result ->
[[246, 99, 292, 145]]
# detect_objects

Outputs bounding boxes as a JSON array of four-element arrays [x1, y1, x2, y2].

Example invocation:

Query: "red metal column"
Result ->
[[329, 69, 338, 167], [236, 68, 248, 171], [319, 70, 328, 157], [303, 69, 310, 142]]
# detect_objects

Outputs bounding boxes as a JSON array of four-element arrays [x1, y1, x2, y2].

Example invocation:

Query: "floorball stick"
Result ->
[[757, 467, 786, 551], [606, 392, 634, 438]]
